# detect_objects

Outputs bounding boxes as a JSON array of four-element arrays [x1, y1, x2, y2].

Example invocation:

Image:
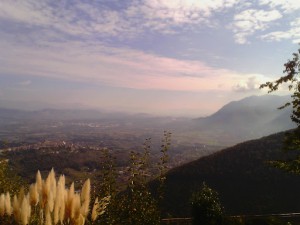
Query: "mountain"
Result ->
[[174, 95, 296, 146], [199, 95, 295, 131], [155, 130, 300, 217]]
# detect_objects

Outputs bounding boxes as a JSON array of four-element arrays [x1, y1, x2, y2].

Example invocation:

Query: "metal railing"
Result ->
[[161, 213, 300, 225], [161, 218, 192, 225]]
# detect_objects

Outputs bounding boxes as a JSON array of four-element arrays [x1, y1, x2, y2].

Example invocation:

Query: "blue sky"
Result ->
[[0, 0, 299, 116]]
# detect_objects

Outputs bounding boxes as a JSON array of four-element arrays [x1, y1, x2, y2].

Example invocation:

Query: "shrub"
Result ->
[[191, 183, 224, 225]]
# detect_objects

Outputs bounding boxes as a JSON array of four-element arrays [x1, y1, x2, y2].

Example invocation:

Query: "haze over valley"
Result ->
[[0, 95, 296, 180]]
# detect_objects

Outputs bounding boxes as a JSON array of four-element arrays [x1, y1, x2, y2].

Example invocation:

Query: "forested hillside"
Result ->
[[156, 130, 300, 217]]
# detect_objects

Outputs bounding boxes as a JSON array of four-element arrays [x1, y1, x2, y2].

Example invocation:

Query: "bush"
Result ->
[[191, 183, 224, 225]]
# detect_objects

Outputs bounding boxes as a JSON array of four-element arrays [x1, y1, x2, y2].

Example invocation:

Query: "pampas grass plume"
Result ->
[[53, 176, 64, 224], [0, 168, 110, 225], [12, 194, 20, 221], [55, 174, 66, 223], [91, 197, 99, 222], [80, 179, 90, 217], [0, 193, 5, 216], [81, 179, 90, 202], [76, 213, 85, 225], [41, 179, 50, 209], [60, 189, 67, 222], [91, 196, 111, 222], [36, 170, 42, 193], [45, 208, 52, 225], [20, 195, 31, 225], [49, 168, 57, 199], [98, 196, 110, 217], [5, 192, 12, 215], [29, 183, 39, 206], [18, 187, 25, 204], [71, 193, 81, 220], [47, 190, 54, 213], [65, 182, 75, 220]]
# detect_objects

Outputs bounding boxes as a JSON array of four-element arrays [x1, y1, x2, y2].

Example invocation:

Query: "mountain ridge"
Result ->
[[178, 95, 296, 145]]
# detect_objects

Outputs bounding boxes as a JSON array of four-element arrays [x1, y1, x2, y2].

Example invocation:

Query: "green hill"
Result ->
[[156, 130, 300, 217]]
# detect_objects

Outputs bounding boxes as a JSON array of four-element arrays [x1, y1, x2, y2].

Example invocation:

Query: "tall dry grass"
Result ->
[[0, 169, 110, 225]]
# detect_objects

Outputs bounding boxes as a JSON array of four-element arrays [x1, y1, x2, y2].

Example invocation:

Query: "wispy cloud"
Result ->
[[254, 0, 300, 44], [0, 0, 243, 39], [231, 9, 282, 44], [19, 80, 32, 86], [126, 0, 241, 32], [0, 0, 298, 45], [0, 0, 274, 94], [0, 1, 295, 92], [261, 18, 300, 43], [0, 38, 269, 92], [259, 0, 300, 13], [0, 0, 132, 38]]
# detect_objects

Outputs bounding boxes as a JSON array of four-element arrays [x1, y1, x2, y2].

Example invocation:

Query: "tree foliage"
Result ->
[[157, 131, 171, 203], [95, 149, 118, 225], [260, 46, 300, 173], [191, 183, 224, 225], [260, 47, 300, 126], [116, 147, 160, 225], [97, 132, 171, 225]]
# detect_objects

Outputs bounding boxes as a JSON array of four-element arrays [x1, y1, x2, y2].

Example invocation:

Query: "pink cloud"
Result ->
[[0, 40, 269, 93]]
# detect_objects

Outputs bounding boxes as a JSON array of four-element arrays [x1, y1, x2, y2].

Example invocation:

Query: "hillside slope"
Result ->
[[175, 95, 296, 145], [197, 95, 295, 133], [158, 130, 300, 216]]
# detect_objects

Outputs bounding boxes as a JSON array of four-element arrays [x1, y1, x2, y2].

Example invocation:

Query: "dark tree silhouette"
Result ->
[[260, 46, 300, 173], [260, 47, 300, 126], [191, 183, 224, 225]]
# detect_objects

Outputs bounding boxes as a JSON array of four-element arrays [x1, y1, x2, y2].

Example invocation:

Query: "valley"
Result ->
[[0, 94, 298, 219]]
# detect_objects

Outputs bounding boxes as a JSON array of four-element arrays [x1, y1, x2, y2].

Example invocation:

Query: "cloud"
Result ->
[[19, 80, 32, 86], [254, 1, 300, 43], [0, 0, 133, 38], [232, 76, 266, 92], [0, 1, 50, 26], [259, 0, 300, 13], [0, 0, 297, 45], [0, 38, 270, 93], [129, 0, 241, 29], [0, 0, 295, 95], [0, 0, 245, 40], [261, 18, 300, 43], [232, 9, 282, 44]]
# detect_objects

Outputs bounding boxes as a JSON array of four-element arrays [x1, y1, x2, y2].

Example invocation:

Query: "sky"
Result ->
[[0, 0, 299, 117]]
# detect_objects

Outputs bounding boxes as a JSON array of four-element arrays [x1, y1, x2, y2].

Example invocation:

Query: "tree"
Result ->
[[260, 47, 300, 126], [191, 183, 224, 225], [114, 148, 160, 225], [96, 149, 118, 225], [97, 133, 171, 225], [260, 46, 300, 173]]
